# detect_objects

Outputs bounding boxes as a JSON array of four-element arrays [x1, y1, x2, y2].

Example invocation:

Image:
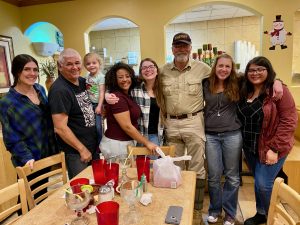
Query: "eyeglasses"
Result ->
[[141, 65, 156, 71], [248, 67, 267, 74]]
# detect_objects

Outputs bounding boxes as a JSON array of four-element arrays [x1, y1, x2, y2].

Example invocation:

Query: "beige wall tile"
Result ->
[[102, 37, 116, 51], [190, 29, 208, 46], [115, 28, 130, 37], [243, 16, 260, 25], [225, 26, 243, 44], [94, 39, 103, 49], [190, 21, 207, 30], [208, 19, 224, 28], [225, 17, 243, 27], [208, 28, 224, 45], [242, 25, 261, 42], [101, 30, 115, 38], [174, 23, 191, 32], [116, 36, 130, 52], [130, 27, 140, 36], [130, 35, 140, 51], [224, 43, 234, 56]]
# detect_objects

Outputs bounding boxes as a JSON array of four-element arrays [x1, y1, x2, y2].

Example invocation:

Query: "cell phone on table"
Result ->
[[165, 206, 183, 224]]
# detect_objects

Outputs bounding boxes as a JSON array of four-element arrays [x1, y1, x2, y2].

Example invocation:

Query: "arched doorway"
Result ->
[[86, 17, 140, 74], [165, 3, 262, 72]]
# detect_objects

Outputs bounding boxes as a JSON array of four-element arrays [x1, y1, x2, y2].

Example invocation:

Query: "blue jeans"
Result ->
[[243, 150, 286, 215], [205, 129, 242, 218], [92, 103, 102, 145]]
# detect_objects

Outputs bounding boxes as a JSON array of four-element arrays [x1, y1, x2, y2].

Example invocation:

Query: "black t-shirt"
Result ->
[[48, 75, 97, 155], [148, 97, 159, 134]]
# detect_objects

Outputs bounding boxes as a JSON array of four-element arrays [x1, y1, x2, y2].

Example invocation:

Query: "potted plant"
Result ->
[[40, 57, 58, 91]]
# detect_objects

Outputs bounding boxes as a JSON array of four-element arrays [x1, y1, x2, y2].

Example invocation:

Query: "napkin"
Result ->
[[140, 193, 152, 206]]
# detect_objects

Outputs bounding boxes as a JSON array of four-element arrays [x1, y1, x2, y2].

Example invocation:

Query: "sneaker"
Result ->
[[244, 213, 267, 225], [207, 215, 218, 223], [224, 214, 235, 225]]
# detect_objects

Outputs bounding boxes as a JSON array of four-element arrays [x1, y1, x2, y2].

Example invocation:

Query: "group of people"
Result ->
[[0, 32, 298, 225]]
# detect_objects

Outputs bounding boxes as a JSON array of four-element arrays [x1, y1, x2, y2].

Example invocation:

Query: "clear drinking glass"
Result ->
[[65, 185, 91, 225], [117, 154, 132, 184], [121, 180, 143, 224]]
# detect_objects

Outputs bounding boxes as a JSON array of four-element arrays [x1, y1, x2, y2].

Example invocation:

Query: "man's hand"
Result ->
[[25, 159, 35, 170], [79, 148, 92, 163]]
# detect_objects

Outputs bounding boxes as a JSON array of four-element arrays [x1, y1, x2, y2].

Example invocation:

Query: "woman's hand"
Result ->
[[145, 141, 158, 155], [272, 80, 283, 100], [265, 149, 278, 165], [25, 159, 35, 170], [105, 93, 119, 104]]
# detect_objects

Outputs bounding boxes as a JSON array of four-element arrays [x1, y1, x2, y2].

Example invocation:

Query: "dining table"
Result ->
[[13, 166, 196, 225]]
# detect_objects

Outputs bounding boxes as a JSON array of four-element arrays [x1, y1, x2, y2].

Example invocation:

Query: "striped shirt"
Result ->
[[131, 82, 163, 144], [0, 84, 58, 167]]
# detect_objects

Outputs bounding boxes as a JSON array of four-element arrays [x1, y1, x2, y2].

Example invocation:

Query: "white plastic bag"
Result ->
[[153, 147, 192, 188]]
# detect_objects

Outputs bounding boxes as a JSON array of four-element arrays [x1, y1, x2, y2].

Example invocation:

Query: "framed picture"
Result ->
[[0, 35, 14, 93]]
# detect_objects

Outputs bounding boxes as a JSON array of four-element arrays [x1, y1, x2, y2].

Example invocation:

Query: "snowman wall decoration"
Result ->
[[264, 15, 292, 50]]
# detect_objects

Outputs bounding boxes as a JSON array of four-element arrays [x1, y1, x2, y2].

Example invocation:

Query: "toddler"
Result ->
[[84, 52, 105, 145]]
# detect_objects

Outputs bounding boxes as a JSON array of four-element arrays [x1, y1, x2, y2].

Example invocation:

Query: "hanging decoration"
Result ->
[[264, 15, 292, 50]]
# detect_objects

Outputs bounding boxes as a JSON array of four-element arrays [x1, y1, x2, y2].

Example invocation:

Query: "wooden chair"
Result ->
[[0, 179, 28, 224], [16, 152, 67, 210], [267, 177, 300, 225], [127, 145, 175, 157]]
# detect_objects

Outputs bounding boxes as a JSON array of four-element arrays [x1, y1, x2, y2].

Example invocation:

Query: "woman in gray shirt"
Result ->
[[203, 54, 242, 225]]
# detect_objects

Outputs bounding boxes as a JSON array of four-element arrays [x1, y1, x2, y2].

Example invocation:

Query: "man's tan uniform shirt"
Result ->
[[161, 59, 211, 115]]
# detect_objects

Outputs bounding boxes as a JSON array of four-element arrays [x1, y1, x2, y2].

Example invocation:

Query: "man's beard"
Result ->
[[175, 53, 189, 63]]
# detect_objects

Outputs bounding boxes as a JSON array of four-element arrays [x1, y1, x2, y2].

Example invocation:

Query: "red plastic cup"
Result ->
[[92, 159, 107, 185], [70, 178, 89, 193], [136, 156, 150, 182], [96, 201, 119, 225], [105, 162, 119, 189]]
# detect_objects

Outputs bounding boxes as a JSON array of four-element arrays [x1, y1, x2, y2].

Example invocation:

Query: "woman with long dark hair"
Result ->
[[237, 56, 297, 225], [100, 62, 157, 159]]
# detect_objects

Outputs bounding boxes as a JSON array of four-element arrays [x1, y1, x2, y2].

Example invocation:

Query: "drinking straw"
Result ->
[[64, 189, 83, 201], [95, 206, 100, 214], [109, 159, 112, 170], [123, 148, 133, 168]]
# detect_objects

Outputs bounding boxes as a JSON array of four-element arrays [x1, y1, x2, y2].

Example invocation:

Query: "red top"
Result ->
[[105, 91, 141, 141], [258, 85, 298, 163]]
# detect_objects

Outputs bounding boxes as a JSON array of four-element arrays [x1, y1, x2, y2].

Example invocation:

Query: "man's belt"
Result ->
[[166, 109, 203, 120]]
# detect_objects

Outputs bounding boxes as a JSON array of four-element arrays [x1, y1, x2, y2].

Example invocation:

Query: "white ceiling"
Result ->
[[91, 4, 254, 31]]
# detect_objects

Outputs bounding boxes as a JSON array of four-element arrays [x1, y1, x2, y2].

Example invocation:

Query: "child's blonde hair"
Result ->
[[83, 52, 103, 69]]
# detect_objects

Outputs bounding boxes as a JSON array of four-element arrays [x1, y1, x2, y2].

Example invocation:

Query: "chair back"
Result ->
[[127, 145, 176, 165], [127, 145, 176, 157], [16, 152, 67, 210], [267, 177, 300, 225], [0, 179, 28, 224]]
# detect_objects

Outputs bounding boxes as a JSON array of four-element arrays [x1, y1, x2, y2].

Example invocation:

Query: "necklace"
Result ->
[[217, 93, 222, 117]]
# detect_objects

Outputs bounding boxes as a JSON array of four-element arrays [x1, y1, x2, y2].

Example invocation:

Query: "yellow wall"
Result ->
[[0, 0, 300, 103]]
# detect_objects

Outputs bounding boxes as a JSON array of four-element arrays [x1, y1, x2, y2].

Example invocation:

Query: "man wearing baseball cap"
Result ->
[[157, 32, 211, 223]]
